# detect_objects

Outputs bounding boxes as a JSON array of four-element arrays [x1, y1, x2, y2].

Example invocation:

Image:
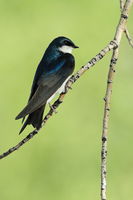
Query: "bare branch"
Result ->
[[101, 0, 133, 200], [101, 48, 119, 200], [0, 40, 117, 160], [120, 0, 133, 48]]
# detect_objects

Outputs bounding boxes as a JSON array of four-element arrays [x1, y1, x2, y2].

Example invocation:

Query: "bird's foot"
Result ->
[[48, 103, 57, 114], [67, 85, 72, 90], [65, 85, 72, 93]]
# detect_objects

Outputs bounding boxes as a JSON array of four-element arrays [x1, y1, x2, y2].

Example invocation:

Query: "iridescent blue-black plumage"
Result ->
[[15, 36, 78, 134]]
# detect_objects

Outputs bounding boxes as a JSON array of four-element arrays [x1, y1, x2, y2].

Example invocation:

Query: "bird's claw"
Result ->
[[67, 85, 72, 90], [49, 103, 57, 114], [64, 85, 72, 93]]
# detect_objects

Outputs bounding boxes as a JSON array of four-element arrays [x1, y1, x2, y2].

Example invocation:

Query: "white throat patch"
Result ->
[[59, 45, 73, 54]]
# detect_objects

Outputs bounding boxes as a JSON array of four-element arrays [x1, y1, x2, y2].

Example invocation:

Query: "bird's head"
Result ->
[[49, 36, 79, 54]]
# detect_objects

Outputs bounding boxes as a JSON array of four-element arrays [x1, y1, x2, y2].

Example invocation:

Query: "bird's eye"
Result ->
[[64, 40, 72, 46]]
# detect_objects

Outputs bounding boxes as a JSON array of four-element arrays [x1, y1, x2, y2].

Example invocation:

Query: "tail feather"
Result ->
[[19, 104, 46, 134]]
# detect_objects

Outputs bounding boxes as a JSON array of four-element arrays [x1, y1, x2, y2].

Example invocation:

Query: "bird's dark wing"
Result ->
[[16, 54, 74, 120]]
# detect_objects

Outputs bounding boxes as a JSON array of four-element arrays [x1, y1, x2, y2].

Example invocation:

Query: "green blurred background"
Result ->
[[0, 0, 133, 199]]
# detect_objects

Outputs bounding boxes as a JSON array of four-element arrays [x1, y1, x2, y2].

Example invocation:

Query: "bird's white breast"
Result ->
[[47, 76, 70, 104]]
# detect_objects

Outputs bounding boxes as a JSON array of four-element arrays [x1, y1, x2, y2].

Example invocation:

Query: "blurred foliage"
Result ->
[[0, 0, 133, 199]]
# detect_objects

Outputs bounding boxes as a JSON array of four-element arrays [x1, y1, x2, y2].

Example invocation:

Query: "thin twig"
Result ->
[[101, 0, 133, 200], [124, 27, 133, 47], [0, 40, 117, 160], [120, 0, 124, 10]]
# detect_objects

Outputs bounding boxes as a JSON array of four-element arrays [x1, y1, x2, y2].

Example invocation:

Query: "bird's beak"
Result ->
[[73, 44, 79, 48]]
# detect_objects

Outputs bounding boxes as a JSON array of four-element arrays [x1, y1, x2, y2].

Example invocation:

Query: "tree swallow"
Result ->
[[15, 36, 79, 134]]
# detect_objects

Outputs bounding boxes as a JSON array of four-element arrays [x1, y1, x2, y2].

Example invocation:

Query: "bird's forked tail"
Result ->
[[19, 104, 46, 134]]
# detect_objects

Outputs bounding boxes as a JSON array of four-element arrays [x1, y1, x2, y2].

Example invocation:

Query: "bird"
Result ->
[[15, 36, 79, 134]]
